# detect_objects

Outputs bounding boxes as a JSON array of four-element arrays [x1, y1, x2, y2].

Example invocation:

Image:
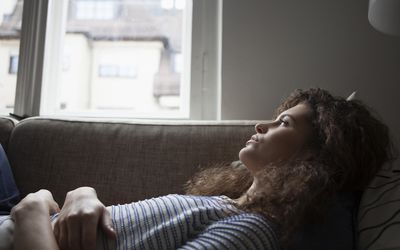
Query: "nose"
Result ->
[[255, 122, 269, 133]]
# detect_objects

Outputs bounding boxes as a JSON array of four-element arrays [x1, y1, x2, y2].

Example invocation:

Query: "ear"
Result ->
[[346, 91, 357, 101]]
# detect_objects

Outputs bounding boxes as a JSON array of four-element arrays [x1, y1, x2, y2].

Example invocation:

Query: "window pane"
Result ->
[[42, 0, 192, 118], [0, 0, 23, 115]]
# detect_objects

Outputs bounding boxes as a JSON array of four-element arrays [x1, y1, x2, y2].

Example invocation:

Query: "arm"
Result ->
[[11, 190, 60, 250], [181, 213, 280, 250], [53, 187, 116, 250]]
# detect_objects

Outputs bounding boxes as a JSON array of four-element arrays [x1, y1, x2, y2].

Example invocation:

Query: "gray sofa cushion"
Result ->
[[7, 118, 255, 206], [0, 117, 17, 152]]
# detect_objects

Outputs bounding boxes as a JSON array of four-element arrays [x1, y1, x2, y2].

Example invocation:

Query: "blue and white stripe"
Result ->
[[110, 194, 279, 250], [0, 195, 279, 250]]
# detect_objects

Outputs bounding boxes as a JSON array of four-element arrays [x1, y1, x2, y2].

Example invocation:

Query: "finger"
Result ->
[[58, 222, 69, 250], [53, 222, 60, 243], [49, 201, 61, 215], [101, 208, 116, 239], [47, 192, 60, 213], [67, 215, 82, 250], [81, 212, 98, 250], [37, 189, 52, 197], [53, 221, 65, 248], [37, 189, 60, 214]]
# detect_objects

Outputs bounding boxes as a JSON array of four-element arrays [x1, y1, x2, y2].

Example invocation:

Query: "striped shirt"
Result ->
[[110, 194, 279, 250], [0, 195, 279, 250]]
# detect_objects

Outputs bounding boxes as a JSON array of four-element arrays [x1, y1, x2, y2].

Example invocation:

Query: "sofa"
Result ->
[[0, 116, 258, 206], [0, 116, 399, 250]]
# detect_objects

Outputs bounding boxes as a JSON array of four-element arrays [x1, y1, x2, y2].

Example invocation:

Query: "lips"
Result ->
[[246, 135, 259, 145]]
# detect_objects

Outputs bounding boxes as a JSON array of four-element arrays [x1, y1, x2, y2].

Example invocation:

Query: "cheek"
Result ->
[[258, 140, 285, 162], [239, 131, 307, 173], [260, 133, 304, 161], [271, 138, 293, 154]]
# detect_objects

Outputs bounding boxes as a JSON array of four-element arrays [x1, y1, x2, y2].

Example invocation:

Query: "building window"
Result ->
[[173, 53, 182, 73], [8, 55, 18, 74], [99, 65, 117, 77], [161, 0, 185, 10], [118, 65, 137, 79], [75, 0, 120, 20], [98, 64, 137, 78]]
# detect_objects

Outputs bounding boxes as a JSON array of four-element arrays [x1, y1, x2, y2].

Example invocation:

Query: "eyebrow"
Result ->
[[280, 114, 296, 123]]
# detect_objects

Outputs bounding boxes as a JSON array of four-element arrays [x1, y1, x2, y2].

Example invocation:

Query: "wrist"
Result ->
[[66, 186, 97, 199], [12, 199, 48, 221]]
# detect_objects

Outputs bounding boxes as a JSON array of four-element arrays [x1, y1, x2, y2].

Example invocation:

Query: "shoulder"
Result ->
[[215, 213, 278, 237], [162, 194, 238, 209], [205, 213, 279, 249]]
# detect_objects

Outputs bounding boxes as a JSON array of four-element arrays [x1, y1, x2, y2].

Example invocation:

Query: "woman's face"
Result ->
[[239, 103, 313, 175]]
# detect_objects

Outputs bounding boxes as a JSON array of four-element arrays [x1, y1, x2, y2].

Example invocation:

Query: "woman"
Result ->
[[10, 88, 395, 250]]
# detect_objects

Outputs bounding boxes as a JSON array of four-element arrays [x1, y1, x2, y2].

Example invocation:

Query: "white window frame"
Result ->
[[14, 0, 48, 117], [13, 0, 222, 120], [190, 0, 223, 120]]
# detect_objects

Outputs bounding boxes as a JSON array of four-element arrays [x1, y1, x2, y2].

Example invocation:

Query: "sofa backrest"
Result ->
[[6, 117, 256, 206], [0, 117, 17, 152]]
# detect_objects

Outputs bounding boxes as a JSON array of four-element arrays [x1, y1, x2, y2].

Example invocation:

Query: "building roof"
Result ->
[[0, 0, 22, 39], [0, 0, 183, 51]]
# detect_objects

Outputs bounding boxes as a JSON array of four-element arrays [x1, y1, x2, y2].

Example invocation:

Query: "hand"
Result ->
[[11, 190, 61, 250], [53, 187, 116, 250], [11, 189, 60, 219]]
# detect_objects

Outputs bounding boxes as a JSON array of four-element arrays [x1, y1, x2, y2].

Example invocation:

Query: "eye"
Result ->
[[279, 118, 289, 126]]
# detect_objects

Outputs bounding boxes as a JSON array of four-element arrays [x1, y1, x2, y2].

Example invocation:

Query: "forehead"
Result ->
[[280, 103, 312, 121]]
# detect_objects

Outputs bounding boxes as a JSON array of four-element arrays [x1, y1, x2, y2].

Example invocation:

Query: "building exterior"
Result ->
[[0, 0, 22, 114], [0, 0, 184, 115]]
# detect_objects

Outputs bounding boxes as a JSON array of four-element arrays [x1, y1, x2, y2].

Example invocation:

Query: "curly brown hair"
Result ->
[[275, 88, 395, 191], [184, 88, 395, 246]]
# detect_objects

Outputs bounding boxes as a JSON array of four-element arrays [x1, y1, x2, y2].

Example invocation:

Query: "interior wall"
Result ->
[[220, 0, 400, 150]]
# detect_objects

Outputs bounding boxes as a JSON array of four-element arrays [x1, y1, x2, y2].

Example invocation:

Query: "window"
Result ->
[[161, 0, 185, 10], [13, 0, 221, 119], [98, 64, 137, 78], [99, 65, 118, 77], [173, 53, 182, 73], [40, 0, 192, 117], [0, 0, 23, 115], [9, 55, 18, 74], [74, 0, 120, 20]]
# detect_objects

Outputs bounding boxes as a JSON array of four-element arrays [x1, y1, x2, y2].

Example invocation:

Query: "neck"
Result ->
[[235, 176, 261, 205]]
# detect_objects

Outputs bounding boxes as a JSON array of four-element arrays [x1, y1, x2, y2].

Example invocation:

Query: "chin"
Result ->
[[239, 148, 269, 175], [238, 147, 247, 161], [238, 148, 252, 169]]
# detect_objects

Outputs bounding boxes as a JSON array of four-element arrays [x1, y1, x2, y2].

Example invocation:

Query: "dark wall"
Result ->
[[221, 0, 400, 154]]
